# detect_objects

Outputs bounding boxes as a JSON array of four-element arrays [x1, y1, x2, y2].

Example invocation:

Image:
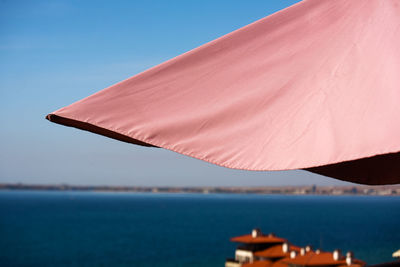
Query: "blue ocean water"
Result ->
[[0, 191, 399, 267]]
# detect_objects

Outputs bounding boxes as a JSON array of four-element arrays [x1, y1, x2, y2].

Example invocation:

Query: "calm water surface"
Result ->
[[0, 191, 399, 267]]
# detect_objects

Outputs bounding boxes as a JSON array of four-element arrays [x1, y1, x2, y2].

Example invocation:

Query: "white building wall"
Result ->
[[235, 249, 254, 263]]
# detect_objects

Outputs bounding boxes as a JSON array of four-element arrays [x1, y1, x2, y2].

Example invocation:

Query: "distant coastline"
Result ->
[[1, 183, 399, 196]]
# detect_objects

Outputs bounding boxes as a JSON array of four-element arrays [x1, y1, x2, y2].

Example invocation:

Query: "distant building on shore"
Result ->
[[226, 229, 365, 267]]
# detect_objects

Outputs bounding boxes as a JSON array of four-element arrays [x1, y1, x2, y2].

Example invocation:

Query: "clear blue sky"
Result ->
[[0, 0, 352, 186]]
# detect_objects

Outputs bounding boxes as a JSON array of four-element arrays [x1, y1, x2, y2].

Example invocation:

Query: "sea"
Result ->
[[0, 191, 399, 267]]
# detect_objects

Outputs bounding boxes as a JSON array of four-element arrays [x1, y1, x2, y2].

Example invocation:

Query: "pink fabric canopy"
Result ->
[[47, 0, 400, 185]]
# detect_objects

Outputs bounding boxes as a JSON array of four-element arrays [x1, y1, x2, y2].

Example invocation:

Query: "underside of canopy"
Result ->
[[47, 0, 400, 185]]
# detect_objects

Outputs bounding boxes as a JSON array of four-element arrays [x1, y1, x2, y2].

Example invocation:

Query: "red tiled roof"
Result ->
[[230, 234, 286, 244], [282, 252, 365, 266], [242, 260, 273, 267], [255, 244, 301, 258], [271, 259, 289, 267]]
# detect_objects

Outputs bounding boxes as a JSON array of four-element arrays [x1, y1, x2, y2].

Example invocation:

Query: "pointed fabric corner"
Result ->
[[47, 0, 400, 185]]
